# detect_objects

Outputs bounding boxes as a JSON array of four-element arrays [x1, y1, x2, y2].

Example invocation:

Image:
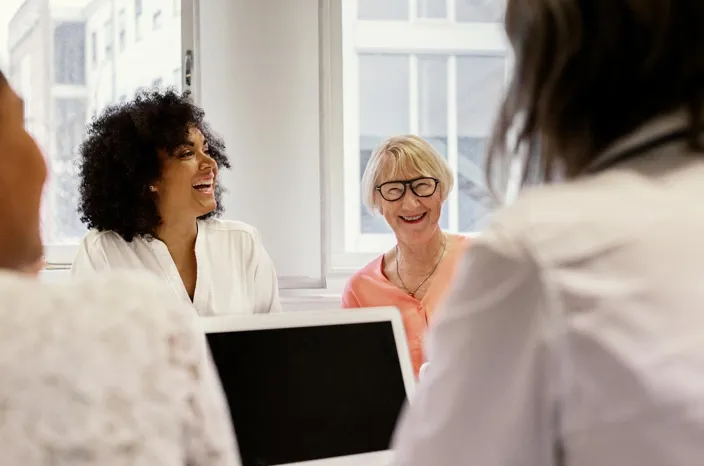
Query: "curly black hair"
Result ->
[[77, 88, 230, 241]]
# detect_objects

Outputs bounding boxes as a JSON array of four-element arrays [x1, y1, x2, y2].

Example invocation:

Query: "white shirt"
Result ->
[[393, 111, 704, 466], [72, 218, 281, 316], [0, 270, 239, 465]]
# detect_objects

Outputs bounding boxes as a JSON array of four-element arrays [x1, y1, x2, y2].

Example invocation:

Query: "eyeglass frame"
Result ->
[[375, 176, 441, 202]]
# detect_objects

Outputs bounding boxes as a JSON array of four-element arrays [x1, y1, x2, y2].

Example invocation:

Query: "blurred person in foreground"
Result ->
[[342, 135, 470, 377], [393, 1, 704, 465], [0, 72, 239, 465]]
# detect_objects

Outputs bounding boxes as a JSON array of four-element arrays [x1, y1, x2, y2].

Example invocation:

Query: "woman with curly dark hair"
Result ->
[[72, 89, 281, 315]]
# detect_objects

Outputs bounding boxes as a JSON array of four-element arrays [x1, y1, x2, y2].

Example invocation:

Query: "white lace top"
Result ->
[[0, 270, 240, 466]]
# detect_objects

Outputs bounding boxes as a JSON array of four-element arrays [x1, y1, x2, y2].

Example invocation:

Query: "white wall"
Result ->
[[197, 0, 325, 288]]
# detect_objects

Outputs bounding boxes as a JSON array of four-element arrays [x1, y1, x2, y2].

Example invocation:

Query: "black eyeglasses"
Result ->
[[375, 177, 440, 202]]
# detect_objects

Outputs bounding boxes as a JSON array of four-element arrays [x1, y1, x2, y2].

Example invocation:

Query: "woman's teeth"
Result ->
[[401, 213, 425, 221], [193, 182, 214, 192]]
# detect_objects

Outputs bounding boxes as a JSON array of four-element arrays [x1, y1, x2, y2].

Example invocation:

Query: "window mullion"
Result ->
[[409, 54, 419, 134], [446, 0, 456, 22], [343, 0, 362, 252], [447, 55, 459, 232]]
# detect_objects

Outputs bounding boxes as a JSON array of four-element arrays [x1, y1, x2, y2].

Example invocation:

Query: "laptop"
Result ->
[[200, 307, 415, 466]]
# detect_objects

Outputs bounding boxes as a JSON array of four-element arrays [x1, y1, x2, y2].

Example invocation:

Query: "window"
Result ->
[[456, 0, 505, 23], [339, 0, 509, 256], [52, 98, 87, 242], [153, 9, 162, 30], [151, 77, 163, 88], [173, 67, 181, 88], [135, 0, 143, 40], [54, 22, 85, 85], [103, 19, 113, 57], [417, 0, 445, 19], [91, 31, 97, 67], [118, 9, 126, 52], [2, 0, 186, 262]]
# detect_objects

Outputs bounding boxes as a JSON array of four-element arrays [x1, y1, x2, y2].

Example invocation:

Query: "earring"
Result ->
[[149, 185, 156, 192]]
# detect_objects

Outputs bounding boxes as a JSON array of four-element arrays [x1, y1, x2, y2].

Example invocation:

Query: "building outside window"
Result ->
[[90, 30, 97, 67], [103, 18, 112, 56], [118, 9, 126, 52], [153, 9, 162, 30], [135, 0, 143, 40], [4, 0, 183, 258]]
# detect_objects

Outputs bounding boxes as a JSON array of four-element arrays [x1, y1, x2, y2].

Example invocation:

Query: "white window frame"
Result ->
[[44, 0, 197, 268], [331, 0, 508, 272]]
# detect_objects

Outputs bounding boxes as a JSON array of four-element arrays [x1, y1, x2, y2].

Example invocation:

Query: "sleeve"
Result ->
[[341, 280, 361, 308], [391, 228, 562, 466], [250, 229, 282, 313], [71, 235, 109, 275]]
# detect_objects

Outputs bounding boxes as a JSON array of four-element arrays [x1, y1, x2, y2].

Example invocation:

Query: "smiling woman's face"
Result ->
[[152, 125, 219, 225], [377, 163, 444, 246], [0, 75, 47, 270]]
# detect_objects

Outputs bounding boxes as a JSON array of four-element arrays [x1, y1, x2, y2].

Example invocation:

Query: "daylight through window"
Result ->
[[1, 0, 183, 249]]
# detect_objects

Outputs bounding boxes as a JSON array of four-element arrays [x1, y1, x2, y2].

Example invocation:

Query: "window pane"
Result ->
[[3, 0, 182, 246], [457, 55, 505, 232], [359, 54, 410, 234], [456, 0, 505, 23], [358, 0, 408, 20], [418, 56, 449, 230], [54, 22, 85, 85], [418, 0, 446, 19], [118, 9, 126, 52]]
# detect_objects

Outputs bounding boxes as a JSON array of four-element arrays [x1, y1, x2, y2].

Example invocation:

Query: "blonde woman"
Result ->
[[342, 135, 470, 377]]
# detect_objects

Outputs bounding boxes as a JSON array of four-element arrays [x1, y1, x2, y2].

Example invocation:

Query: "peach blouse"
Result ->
[[341, 237, 470, 376]]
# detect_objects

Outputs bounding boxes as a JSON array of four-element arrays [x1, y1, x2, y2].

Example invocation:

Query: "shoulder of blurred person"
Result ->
[[0, 269, 240, 465], [486, 112, 702, 268]]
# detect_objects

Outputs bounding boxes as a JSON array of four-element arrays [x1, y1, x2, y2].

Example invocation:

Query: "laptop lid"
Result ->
[[200, 307, 415, 466]]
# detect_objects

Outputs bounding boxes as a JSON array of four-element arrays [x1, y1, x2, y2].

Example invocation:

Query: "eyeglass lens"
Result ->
[[378, 177, 438, 201]]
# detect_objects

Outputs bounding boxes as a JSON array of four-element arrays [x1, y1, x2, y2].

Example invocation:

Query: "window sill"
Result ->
[[37, 268, 345, 311]]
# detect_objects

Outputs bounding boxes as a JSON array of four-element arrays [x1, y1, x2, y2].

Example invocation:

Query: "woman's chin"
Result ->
[[393, 224, 439, 245], [195, 202, 217, 219]]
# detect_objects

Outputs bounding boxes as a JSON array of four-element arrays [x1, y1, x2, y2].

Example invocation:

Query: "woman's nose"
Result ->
[[401, 189, 421, 208], [200, 154, 217, 170]]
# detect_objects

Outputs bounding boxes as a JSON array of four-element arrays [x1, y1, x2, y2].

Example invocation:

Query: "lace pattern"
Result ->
[[0, 270, 239, 465]]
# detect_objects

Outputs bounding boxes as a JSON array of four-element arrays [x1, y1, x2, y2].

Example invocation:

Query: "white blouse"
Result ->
[[71, 218, 282, 316], [0, 270, 239, 465], [392, 111, 704, 466]]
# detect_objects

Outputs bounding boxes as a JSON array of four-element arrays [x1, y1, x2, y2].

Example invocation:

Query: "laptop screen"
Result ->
[[206, 321, 408, 466]]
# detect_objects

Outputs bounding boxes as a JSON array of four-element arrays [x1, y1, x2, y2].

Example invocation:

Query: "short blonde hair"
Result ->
[[362, 134, 455, 214]]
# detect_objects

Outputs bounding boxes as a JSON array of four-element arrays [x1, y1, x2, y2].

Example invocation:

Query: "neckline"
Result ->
[[376, 234, 468, 303], [585, 109, 690, 174], [149, 220, 209, 312]]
